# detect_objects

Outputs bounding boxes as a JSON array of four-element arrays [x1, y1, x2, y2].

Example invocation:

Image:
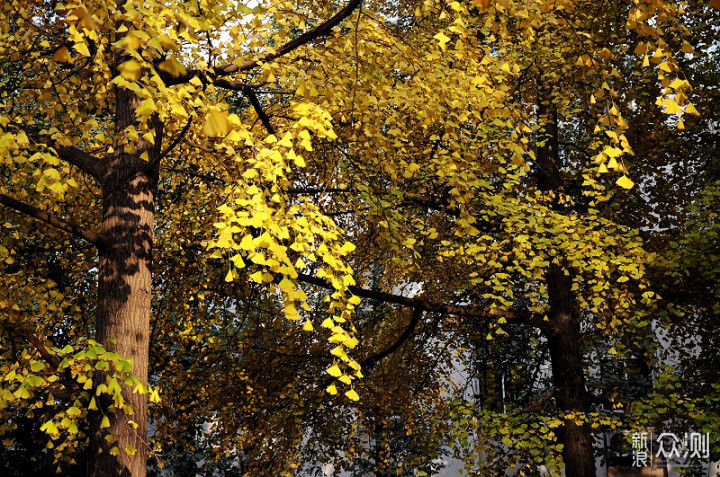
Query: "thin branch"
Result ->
[[287, 187, 347, 194], [0, 194, 106, 248], [558, 141, 591, 157], [295, 272, 547, 328], [362, 307, 423, 370], [168, 167, 225, 184], [526, 388, 555, 412], [22, 331, 76, 400], [24, 331, 61, 369], [182, 139, 215, 153], [144, 117, 193, 173], [242, 87, 276, 135]]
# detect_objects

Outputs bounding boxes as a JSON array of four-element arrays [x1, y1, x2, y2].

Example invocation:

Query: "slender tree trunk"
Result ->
[[88, 88, 156, 476], [543, 265, 596, 477], [536, 90, 596, 477]]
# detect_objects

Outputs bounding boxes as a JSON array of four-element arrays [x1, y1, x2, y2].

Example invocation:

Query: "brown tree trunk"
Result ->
[[88, 87, 156, 476], [543, 265, 596, 477], [537, 90, 596, 477]]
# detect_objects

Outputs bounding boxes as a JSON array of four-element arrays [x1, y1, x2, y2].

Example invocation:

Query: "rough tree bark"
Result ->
[[88, 88, 156, 477]]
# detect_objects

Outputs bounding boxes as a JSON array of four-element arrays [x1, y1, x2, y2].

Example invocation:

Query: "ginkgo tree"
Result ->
[[1, 0, 366, 475], [0, 0, 711, 476]]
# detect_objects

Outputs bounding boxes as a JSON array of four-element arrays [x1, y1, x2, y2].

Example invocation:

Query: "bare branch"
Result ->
[[243, 87, 276, 135], [362, 307, 423, 370], [0, 194, 106, 248], [22, 331, 77, 401]]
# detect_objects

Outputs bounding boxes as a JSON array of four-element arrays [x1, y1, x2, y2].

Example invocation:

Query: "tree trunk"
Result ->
[[88, 88, 156, 476], [537, 90, 596, 477], [543, 265, 596, 477]]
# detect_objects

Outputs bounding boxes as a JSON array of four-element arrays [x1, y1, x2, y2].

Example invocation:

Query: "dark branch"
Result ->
[[16, 125, 106, 180], [287, 187, 347, 194], [164, 0, 363, 86], [362, 307, 423, 370], [243, 87, 276, 135], [215, 0, 363, 76], [169, 167, 225, 184], [295, 272, 547, 328], [22, 331, 77, 400], [0, 194, 106, 248], [144, 117, 193, 173]]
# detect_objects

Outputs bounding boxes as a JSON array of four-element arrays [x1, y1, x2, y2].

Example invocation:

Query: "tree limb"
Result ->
[[22, 331, 76, 400], [362, 307, 423, 370], [0, 194, 106, 248], [215, 0, 363, 76], [164, 0, 363, 86], [17, 125, 106, 181], [295, 272, 548, 328], [242, 87, 276, 135]]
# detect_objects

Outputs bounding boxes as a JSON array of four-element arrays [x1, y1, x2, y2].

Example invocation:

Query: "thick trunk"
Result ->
[[88, 86, 155, 476], [89, 165, 155, 477]]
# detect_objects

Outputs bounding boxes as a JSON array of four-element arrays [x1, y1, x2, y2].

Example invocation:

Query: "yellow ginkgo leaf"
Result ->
[[158, 58, 187, 77], [326, 384, 338, 395], [616, 175, 634, 189], [345, 389, 360, 401], [73, 41, 90, 57], [663, 99, 682, 115], [284, 303, 300, 320], [203, 111, 232, 137], [302, 320, 313, 331], [669, 78, 686, 90], [326, 364, 342, 377], [603, 146, 623, 158], [118, 60, 142, 81], [684, 103, 700, 116], [598, 163, 609, 174], [52, 46, 72, 63], [677, 119, 685, 130], [433, 32, 451, 51], [473, 0, 491, 9], [100, 416, 110, 429]]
